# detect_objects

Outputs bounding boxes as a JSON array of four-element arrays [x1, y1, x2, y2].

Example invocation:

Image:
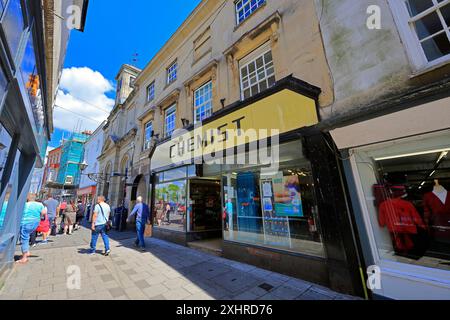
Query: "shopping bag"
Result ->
[[144, 223, 153, 238]]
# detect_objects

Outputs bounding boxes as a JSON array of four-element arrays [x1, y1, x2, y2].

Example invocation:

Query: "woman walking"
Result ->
[[63, 200, 77, 235], [17, 194, 47, 264]]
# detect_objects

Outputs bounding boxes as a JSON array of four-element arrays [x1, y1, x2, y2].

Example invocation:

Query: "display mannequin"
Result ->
[[433, 179, 447, 204], [423, 179, 450, 243]]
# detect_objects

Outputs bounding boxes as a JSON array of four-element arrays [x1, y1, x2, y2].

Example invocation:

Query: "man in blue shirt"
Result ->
[[127, 196, 150, 251], [17, 194, 47, 264], [43, 194, 59, 235]]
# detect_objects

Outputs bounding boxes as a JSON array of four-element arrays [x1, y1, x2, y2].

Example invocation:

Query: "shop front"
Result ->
[[330, 95, 450, 299], [77, 185, 96, 205], [149, 76, 365, 296]]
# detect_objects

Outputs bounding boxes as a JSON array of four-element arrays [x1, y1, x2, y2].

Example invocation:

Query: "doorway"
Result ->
[[187, 179, 223, 254], [189, 179, 222, 232]]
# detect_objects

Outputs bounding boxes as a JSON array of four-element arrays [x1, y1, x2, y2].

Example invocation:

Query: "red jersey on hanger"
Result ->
[[379, 198, 425, 234]]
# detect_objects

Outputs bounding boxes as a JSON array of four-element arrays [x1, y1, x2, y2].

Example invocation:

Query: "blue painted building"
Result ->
[[57, 132, 91, 188]]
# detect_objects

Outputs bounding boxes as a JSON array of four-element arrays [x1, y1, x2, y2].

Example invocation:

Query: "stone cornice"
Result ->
[[183, 59, 219, 90], [223, 11, 282, 58]]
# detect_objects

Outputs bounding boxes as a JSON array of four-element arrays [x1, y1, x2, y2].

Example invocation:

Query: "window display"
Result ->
[[222, 140, 324, 257], [353, 130, 450, 270], [154, 180, 187, 232]]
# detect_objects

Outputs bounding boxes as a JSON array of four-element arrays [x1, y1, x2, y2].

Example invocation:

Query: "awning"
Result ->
[[330, 96, 450, 150]]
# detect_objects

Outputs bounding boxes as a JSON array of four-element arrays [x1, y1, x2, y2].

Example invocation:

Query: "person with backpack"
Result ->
[[89, 196, 111, 256], [127, 196, 150, 251], [63, 200, 77, 235]]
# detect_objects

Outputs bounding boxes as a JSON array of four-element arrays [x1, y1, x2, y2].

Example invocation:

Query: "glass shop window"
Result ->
[[0, 123, 12, 191], [2, 0, 26, 61], [19, 29, 44, 129], [0, 147, 20, 232], [0, 63, 7, 105], [154, 180, 187, 232], [354, 130, 450, 271], [222, 140, 325, 257]]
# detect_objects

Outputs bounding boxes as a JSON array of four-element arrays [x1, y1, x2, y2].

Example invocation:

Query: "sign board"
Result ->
[[151, 89, 318, 171]]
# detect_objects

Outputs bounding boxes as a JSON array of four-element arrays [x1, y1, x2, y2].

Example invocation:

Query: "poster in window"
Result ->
[[260, 176, 291, 248], [273, 174, 304, 217]]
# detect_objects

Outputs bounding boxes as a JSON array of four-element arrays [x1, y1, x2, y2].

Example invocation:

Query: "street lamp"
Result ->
[[79, 161, 88, 172]]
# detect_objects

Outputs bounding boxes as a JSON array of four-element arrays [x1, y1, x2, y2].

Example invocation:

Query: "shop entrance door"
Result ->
[[189, 179, 222, 235]]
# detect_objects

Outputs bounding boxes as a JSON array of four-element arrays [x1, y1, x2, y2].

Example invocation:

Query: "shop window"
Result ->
[[19, 28, 44, 129], [194, 81, 213, 123], [2, 0, 25, 62], [154, 180, 187, 232], [222, 140, 325, 257], [353, 130, 450, 272], [0, 124, 12, 192], [0, 64, 7, 106], [239, 42, 275, 100], [0, 147, 20, 232]]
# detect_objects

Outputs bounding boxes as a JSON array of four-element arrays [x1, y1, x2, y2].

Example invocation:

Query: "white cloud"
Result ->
[[53, 67, 115, 132]]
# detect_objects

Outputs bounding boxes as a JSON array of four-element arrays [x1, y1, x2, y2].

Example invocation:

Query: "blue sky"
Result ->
[[49, 0, 202, 148]]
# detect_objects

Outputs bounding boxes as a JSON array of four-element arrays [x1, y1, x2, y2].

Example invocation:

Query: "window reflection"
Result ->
[[154, 180, 187, 232], [20, 29, 44, 129], [3, 0, 25, 61], [0, 64, 7, 111]]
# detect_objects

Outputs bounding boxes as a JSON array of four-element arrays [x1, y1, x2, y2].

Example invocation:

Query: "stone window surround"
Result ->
[[224, 11, 281, 100], [183, 60, 219, 124]]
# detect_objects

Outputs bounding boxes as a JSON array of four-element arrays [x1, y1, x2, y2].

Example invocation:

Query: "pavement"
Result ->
[[0, 224, 359, 300]]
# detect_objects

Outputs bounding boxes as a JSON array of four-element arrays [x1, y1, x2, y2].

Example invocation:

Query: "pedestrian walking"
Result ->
[[58, 199, 67, 233], [16, 194, 47, 264], [43, 194, 59, 236], [64, 200, 77, 235], [35, 211, 50, 244], [155, 200, 164, 226], [89, 196, 111, 256], [75, 200, 85, 230], [164, 202, 171, 225], [127, 196, 150, 251]]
